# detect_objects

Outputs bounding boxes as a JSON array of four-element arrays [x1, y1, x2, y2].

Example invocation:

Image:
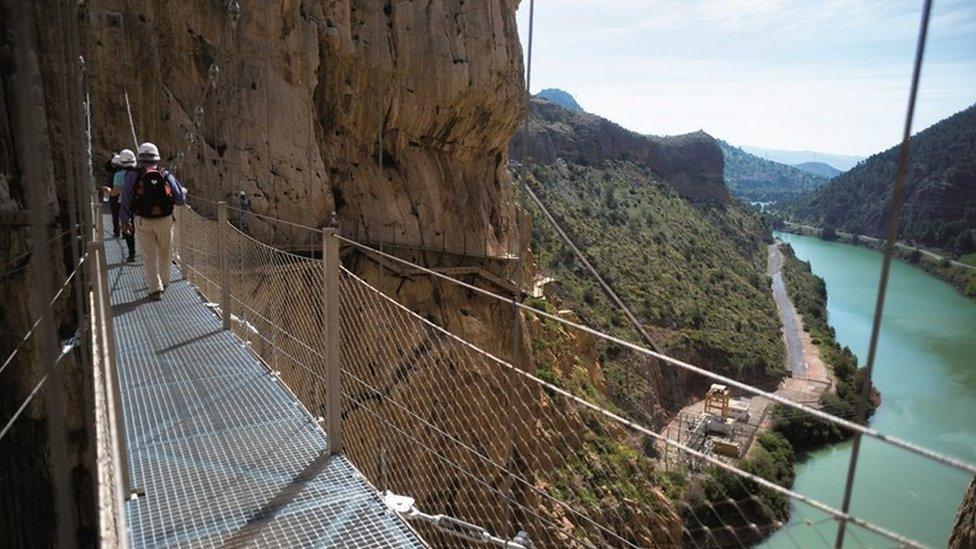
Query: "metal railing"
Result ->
[[168, 200, 976, 548]]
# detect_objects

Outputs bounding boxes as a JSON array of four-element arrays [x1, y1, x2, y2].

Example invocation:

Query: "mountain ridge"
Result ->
[[743, 145, 864, 171], [794, 161, 841, 178], [718, 140, 828, 203], [513, 97, 730, 204], [536, 88, 585, 112], [781, 103, 976, 256]]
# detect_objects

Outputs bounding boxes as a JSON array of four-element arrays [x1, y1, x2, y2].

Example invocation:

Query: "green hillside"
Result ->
[[719, 140, 828, 203], [782, 104, 976, 256], [523, 161, 785, 387]]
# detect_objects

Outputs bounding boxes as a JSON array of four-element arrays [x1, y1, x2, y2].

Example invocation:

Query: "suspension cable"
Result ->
[[384, 491, 533, 548], [0, 253, 89, 378], [0, 332, 81, 443], [0, 226, 75, 274], [180, 199, 976, 477], [835, 1, 934, 546], [183, 194, 976, 476], [333, 232, 976, 477], [342, 260, 926, 549]]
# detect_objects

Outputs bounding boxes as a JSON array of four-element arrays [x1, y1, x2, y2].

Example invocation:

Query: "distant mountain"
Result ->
[[743, 146, 864, 171], [794, 161, 842, 178], [536, 88, 584, 113], [514, 97, 729, 203], [782, 103, 976, 255], [718, 140, 828, 203]]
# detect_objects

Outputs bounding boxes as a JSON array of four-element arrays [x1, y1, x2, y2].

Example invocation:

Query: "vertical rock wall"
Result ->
[[83, 0, 524, 254], [0, 0, 95, 545]]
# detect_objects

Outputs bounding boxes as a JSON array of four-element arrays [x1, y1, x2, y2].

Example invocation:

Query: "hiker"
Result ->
[[102, 149, 137, 261], [120, 142, 187, 301], [101, 153, 118, 204]]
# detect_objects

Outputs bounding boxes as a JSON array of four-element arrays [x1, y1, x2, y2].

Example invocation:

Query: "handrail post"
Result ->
[[173, 205, 182, 268], [89, 241, 138, 503], [322, 224, 342, 455], [218, 201, 231, 330]]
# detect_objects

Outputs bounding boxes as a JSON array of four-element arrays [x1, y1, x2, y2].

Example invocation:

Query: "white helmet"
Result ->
[[110, 153, 121, 166], [117, 149, 137, 167], [137, 142, 160, 162]]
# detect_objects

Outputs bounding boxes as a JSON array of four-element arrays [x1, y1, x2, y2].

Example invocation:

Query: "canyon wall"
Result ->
[[84, 0, 525, 254], [511, 97, 731, 204], [0, 1, 95, 545], [952, 478, 976, 548]]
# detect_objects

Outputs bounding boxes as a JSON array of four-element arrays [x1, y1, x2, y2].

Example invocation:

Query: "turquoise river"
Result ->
[[762, 232, 976, 548]]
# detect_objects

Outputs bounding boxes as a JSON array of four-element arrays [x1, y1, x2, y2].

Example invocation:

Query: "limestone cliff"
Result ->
[[951, 478, 976, 548], [80, 1, 687, 545], [1, 0, 95, 544], [511, 97, 731, 204], [84, 0, 525, 253]]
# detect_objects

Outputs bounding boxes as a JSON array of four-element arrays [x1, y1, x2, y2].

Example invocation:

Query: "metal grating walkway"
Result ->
[[103, 215, 424, 548]]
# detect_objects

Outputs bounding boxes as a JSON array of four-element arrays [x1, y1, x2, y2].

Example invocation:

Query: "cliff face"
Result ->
[[952, 478, 976, 548], [84, 0, 524, 253], [1, 1, 94, 544], [511, 98, 730, 204]]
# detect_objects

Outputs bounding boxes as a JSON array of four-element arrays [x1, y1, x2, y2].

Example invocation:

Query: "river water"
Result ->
[[762, 232, 976, 548]]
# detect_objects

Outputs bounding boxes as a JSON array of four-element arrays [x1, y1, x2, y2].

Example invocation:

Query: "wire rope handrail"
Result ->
[[332, 232, 976, 477], [173, 202, 949, 547]]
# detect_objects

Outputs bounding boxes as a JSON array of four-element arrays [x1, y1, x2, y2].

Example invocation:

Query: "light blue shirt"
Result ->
[[112, 169, 128, 190]]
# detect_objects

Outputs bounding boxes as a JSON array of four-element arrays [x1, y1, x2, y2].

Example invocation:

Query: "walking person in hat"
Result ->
[[119, 142, 187, 301]]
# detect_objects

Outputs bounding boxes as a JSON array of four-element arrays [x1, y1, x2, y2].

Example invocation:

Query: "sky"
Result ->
[[515, 0, 976, 156]]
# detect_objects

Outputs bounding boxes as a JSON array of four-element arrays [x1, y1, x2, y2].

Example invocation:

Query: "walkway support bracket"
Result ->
[[218, 201, 231, 330], [322, 226, 342, 454]]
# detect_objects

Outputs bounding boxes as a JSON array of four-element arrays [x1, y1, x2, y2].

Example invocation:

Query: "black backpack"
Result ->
[[133, 167, 175, 218]]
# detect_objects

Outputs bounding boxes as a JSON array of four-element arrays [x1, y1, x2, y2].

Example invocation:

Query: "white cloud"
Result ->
[[517, 0, 976, 155]]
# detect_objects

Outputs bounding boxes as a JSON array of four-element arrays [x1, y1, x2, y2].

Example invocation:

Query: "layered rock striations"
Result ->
[[511, 97, 730, 204], [84, 0, 525, 254]]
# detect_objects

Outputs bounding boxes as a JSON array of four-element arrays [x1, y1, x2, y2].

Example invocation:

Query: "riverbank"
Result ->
[[780, 221, 976, 299], [767, 231, 976, 547]]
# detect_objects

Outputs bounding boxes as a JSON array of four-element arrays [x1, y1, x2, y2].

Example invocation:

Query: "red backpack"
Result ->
[[133, 167, 175, 218]]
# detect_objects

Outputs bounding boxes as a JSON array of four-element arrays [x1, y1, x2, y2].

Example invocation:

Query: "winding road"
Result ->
[[783, 221, 976, 271], [768, 243, 806, 376]]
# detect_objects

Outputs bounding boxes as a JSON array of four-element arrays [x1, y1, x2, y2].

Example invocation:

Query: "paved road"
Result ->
[[782, 221, 975, 271], [768, 243, 806, 376]]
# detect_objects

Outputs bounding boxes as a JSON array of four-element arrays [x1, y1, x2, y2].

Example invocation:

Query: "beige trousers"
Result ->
[[135, 215, 174, 294]]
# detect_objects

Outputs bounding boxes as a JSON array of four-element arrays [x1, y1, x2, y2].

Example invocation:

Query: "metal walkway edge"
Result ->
[[102, 215, 423, 548]]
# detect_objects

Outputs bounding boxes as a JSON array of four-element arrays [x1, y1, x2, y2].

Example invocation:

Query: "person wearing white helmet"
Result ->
[[119, 142, 187, 301], [102, 149, 138, 260]]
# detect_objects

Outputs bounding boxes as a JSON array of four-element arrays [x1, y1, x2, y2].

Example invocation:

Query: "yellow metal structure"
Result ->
[[704, 383, 731, 418]]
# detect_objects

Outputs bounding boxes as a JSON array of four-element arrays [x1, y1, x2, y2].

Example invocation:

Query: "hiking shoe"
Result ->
[[126, 255, 135, 263], [149, 291, 162, 302]]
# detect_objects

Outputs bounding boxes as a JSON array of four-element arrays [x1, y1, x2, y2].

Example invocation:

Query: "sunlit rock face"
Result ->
[[81, 2, 686, 545], [511, 97, 731, 204], [952, 478, 976, 548], [84, 0, 525, 251]]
